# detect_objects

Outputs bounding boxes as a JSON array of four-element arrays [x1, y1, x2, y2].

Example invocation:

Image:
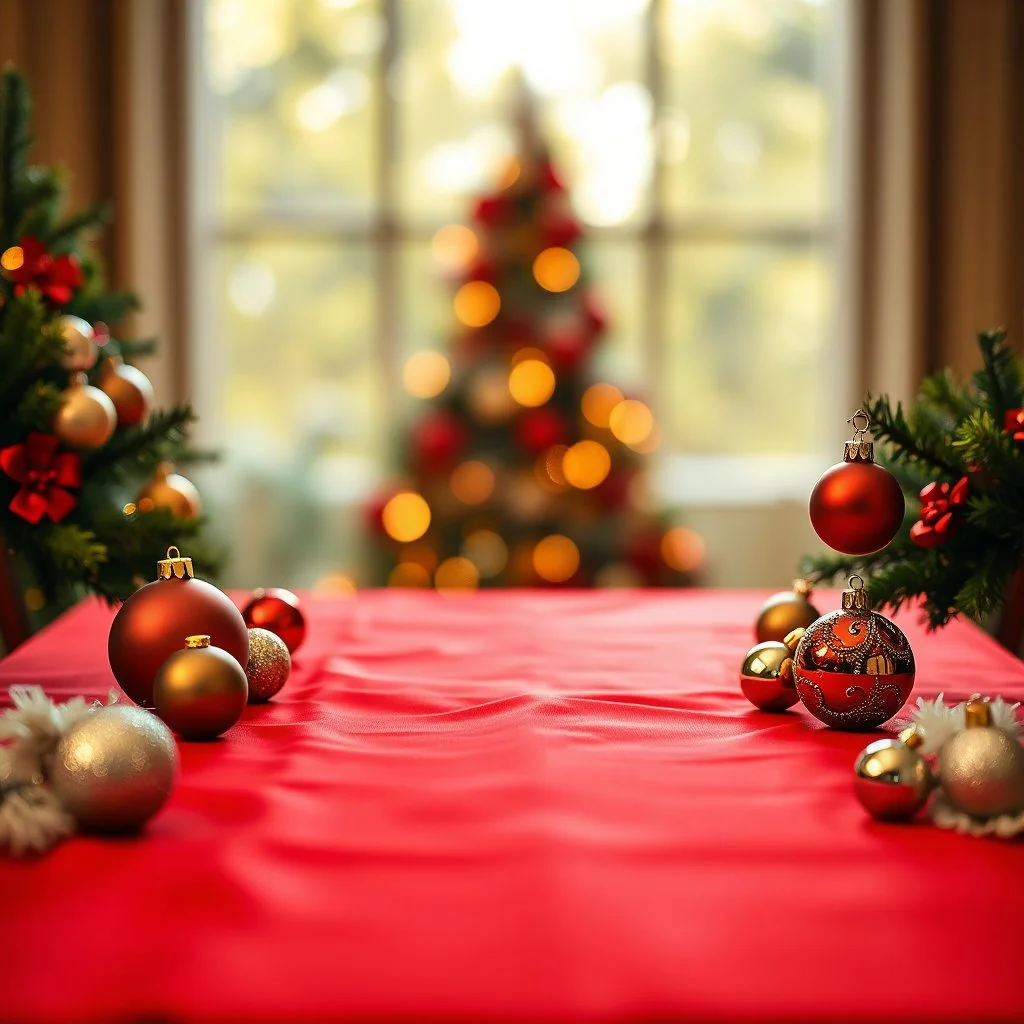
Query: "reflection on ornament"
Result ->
[[59, 315, 97, 371], [661, 527, 705, 574], [403, 350, 450, 398], [609, 400, 654, 447], [508, 359, 555, 407], [854, 727, 933, 821], [533, 534, 580, 583], [242, 588, 307, 654], [98, 356, 154, 427], [382, 491, 431, 542], [533, 247, 580, 292], [454, 280, 500, 327], [792, 577, 915, 731], [136, 462, 202, 519], [50, 705, 178, 832], [755, 580, 821, 644], [562, 440, 611, 489], [435, 556, 479, 591], [53, 373, 116, 449]]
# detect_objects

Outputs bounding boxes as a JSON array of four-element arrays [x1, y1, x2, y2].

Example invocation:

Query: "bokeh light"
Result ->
[[510, 347, 547, 366], [629, 426, 662, 454], [533, 534, 580, 583], [581, 383, 625, 428], [313, 573, 358, 595], [533, 247, 580, 292], [432, 224, 479, 272], [468, 367, 515, 423], [463, 529, 508, 578], [122, 502, 137, 516], [661, 527, 706, 573], [435, 556, 480, 591], [544, 445, 569, 486], [595, 563, 643, 588], [454, 280, 501, 327], [389, 562, 431, 588], [1, 246, 24, 272], [403, 350, 451, 398], [450, 460, 496, 504], [609, 399, 654, 446], [499, 158, 521, 189], [23, 587, 44, 611], [401, 543, 439, 573], [562, 440, 611, 489], [508, 359, 556, 407], [382, 491, 431, 542]]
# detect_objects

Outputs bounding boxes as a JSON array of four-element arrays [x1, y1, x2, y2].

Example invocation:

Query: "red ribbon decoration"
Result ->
[[0, 434, 82, 524], [909, 476, 970, 549], [5, 236, 83, 306], [1004, 408, 1024, 445]]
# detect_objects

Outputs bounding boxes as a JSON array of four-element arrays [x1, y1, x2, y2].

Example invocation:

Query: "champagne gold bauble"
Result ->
[[136, 462, 202, 519], [939, 699, 1024, 818], [739, 628, 805, 712], [755, 580, 821, 644], [245, 627, 292, 702], [53, 372, 116, 450], [99, 356, 154, 427], [108, 547, 249, 707], [153, 634, 249, 740], [854, 727, 933, 821], [59, 314, 98, 371], [49, 705, 178, 832]]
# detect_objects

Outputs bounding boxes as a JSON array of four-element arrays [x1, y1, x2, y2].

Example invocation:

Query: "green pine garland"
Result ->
[[0, 67, 219, 629], [801, 330, 1024, 629]]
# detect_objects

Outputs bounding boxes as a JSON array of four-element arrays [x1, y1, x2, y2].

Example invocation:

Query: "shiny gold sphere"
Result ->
[[136, 462, 202, 519], [99, 359, 154, 427], [153, 636, 249, 740], [854, 737, 933, 821], [245, 627, 292, 702], [49, 705, 178, 832], [755, 588, 821, 644], [59, 314, 97, 371], [740, 640, 798, 712], [939, 726, 1024, 818], [53, 375, 116, 450]]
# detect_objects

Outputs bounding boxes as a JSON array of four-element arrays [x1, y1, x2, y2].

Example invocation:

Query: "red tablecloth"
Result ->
[[1, 591, 1023, 1024]]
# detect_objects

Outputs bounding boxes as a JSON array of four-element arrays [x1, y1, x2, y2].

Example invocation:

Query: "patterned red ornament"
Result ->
[[0, 433, 81, 524], [792, 577, 915, 731], [909, 476, 969, 548], [242, 587, 307, 654], [1004, 408, 1024, 445], [5, 236, 83, 305], [413, 410, 466, 473], [516, 407, 568, 455]]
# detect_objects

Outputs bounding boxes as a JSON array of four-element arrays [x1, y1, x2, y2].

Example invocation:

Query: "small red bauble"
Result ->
[[516, 407, 568, 455], [473, 194, 510, 227], [413, 410, 466, 473], [792, 577, 915, 731], [809, 411, 904, 555], [243, 587, 307, 654], [108, 547, 249, 708]]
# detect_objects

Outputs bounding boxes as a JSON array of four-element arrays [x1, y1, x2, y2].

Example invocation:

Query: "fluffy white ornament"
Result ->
[[931, 794, 1024, 839], [911, 693, 1020, 756]]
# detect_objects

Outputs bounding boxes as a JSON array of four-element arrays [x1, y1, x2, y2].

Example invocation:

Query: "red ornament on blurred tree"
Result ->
[[516, 407, 568, 455], [414, 409, 467, 473], [243, 587, 307, 654], [473, 195, 512, 228]]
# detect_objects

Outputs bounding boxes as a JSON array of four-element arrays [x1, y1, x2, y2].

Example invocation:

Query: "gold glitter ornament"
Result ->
[[245, 627, 292, 702], [49, 704, 178, 832], [939, 698, 1024, 818], [854, 726, 934, 821]]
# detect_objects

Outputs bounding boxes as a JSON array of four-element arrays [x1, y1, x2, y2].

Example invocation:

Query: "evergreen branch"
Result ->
[[0, 67, 31, 247], [973, 329, 1023, 421], [15, 382, 62, 432], [16, 167, 62, 239], [918, 368, 974, 420], [864, 393, 964, 477], [48, 201, 112, 251], [37, 523, 108, 577], [952, 411, 1024, 494], [81, 405, 196, 482], [111, 337, 158, 359]]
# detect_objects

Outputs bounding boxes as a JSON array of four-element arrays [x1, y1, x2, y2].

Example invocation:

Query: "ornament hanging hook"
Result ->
[[848, 409, 870, 442], [849, 574, 864, 591], [166, 545, 180, 560]]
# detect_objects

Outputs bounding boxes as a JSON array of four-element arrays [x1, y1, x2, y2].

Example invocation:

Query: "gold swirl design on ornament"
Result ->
[[797, 676, 906, 729]]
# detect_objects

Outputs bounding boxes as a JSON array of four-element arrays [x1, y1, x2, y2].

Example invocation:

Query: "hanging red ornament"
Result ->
[[1004, 409, 1024, 445], [516, 407, 568, 455], [909, 476, 969, 548], [5, 236, 83, 306], [808, 410, 905, 555], [414, 409, 467, 473], [107, 547, 249, 708], [792, 576, 916, 731], [0, 433, 81, 524], [472, 194, 511, 228], [98, 355, 154, 427], [242, 587, 307, 654]]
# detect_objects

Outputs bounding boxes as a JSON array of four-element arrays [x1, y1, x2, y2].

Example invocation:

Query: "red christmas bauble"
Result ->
[[242, 587, 307, 654], [540, 214, 581, 250], [809, 459, 904, 555], [465, 255, 497, 284], [414, 410, 466, 473], [516, 407, 568, 454], [538, 161, 565, 193], [108, 548, 249, 708], [596, 469, 632, 511], [545, 328, 590, 373], [792, 581, 915, 731], [473, 194, 510, 227]]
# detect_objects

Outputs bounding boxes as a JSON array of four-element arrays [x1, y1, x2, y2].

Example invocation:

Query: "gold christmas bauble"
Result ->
[[245, 627, 292, 702], [136, 461, 202, 519], [49, 704, 178, 832], [153, 634, 249, 740], [755, 580, 821, 644], [59, 315, 98, 372], [53, 372, 116, 449], [854, 727, 933, 821], [938, 699, 1024, 818], [99, 356, 154, 427], [739, 628, 804, 712]]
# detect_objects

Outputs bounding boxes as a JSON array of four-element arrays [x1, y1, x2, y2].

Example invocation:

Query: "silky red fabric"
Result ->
[[1, 591, 1023, 1024]]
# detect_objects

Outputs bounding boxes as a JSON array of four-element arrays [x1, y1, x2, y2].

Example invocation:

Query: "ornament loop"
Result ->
[[167, 546, 179, 559], [156, 546, 194, 580], [848, 409, 871, 440], [849, 574, 864, 590]]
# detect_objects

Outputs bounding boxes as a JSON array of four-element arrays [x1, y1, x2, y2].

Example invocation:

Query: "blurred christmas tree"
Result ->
[[0, 68, 217, 650], [368, 106, 702, 589]]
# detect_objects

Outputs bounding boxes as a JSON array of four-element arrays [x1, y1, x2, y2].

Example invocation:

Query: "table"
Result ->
[[1, 591, 1023, 1024]]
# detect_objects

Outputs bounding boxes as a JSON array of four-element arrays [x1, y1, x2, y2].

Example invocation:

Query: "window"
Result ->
[[191, 0, 847, 588]]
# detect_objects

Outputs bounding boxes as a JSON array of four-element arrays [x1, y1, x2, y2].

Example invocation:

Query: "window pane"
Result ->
[[660, 0, 836, 218], [395, 0, 650, 227], [205, 0, 380, 218], [662, 241, 831, 453]]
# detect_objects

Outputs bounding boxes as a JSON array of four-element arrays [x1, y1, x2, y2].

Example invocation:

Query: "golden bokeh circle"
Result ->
[[581, 383, 624, 428], [454, 281, 501, 327], [382, 492, 431, 543], [463, 530, 508, 578], [508, 359, 556, 408], [450, 460, 496, 505], [435, 556, 480, 591], [388, 562, 431, 588], [562, 440, 611, 490], [432, 224, 478, 272], [403, 351, 451, 399], [609, 399, 654, 447], [533, 534, 580, 583], [1, 246, 25, 272], [533, 247, 580, 293], [661, 527, 706, 573]]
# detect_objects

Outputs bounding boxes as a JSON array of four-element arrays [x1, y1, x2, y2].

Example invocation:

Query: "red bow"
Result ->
[[909, 476, 969, 549], [0, 434, 81, 524], [5, 236, 83, 306], [1004, 409, 1024, 445]]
